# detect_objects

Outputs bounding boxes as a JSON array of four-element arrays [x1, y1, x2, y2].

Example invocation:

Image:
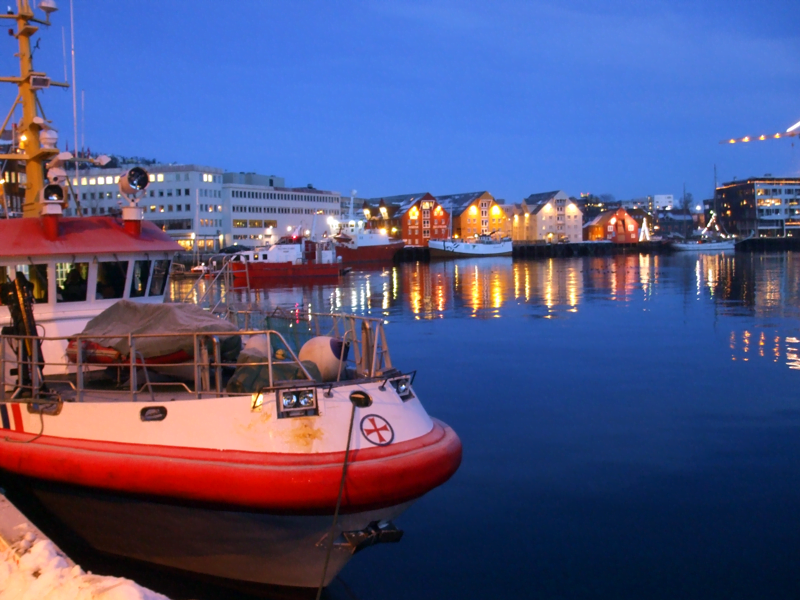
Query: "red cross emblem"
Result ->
[[360, 414, 394, 446]]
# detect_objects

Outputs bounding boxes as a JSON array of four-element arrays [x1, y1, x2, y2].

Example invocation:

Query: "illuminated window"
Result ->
[[149, 174, 155, 182], [157, 173, 164, 182]]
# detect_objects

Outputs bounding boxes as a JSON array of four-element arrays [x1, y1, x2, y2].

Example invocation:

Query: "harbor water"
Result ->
[[8, 251, 800, 599]]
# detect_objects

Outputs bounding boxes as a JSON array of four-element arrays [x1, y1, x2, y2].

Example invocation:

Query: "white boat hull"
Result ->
[[671, 240, 736, 251], [428, 238, 512, 257]]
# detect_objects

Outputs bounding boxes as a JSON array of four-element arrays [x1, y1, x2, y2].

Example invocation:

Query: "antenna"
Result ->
[[61, 26, 67, 81], [80, 88, 85, 152], [69, 0, 80, 211]]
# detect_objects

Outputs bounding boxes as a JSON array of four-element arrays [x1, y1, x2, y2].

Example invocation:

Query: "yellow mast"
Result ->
[[0, 0, 68, 217]]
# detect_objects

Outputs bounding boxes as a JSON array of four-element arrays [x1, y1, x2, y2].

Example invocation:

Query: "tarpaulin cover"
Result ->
[[77, 300, 240, 359]]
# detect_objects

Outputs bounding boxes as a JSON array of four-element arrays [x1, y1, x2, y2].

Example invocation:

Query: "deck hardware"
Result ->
[[349, 390, 372, 408], [140, 406, 167, 422], [277, 388, 318, 418], [390, 377, 414, 401]]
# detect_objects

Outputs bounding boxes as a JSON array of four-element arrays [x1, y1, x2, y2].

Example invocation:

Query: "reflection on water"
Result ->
[[171, 252, 800, 375], [173, 251, 800, 321]]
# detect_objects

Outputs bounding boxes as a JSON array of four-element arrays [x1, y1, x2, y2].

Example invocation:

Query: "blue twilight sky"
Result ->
[[4, 0, 799, 202]]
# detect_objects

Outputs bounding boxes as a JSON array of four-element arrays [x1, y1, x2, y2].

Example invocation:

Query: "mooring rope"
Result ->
[[316, 399, 357, 600]]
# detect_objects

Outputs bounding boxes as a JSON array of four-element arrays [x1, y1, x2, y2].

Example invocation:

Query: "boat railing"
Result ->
[[225, 307, 393, 378], [0, 311, 394, 403], [181, 255, 252, 311]]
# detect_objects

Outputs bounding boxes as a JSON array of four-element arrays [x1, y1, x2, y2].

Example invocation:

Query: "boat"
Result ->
[[332, 226, 405, 263], [428, 234, 513, 257], [330, 192, 405, 263], [670, 239, 736, 251], [227, 235, 344, 283], [0, 303, 462, 588], [0, 2, 461, 591]]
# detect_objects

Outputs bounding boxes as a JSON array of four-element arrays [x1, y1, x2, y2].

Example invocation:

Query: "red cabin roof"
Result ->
[[0, 216, 182, 259]]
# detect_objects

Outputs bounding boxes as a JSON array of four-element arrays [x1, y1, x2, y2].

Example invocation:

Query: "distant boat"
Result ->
[[671, 239, 736, 251], [228, 236, 344, 281], [428, 235, 512, 257], [332, 227, 405, 263]]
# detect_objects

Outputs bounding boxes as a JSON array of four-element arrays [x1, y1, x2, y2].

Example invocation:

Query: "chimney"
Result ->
[[122, 205, 144, 237], [40, 200, 63, 241]]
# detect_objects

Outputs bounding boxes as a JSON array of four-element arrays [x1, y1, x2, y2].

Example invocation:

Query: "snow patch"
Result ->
[[0, 538, 170, 600]]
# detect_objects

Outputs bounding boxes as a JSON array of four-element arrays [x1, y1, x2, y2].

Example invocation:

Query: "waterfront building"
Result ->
[[648, 194, 674, 211], [435, 191, 506, 239], [362, 193, 451, 246], [62, 165, 340, 251], [584, 208, 639, 243], [511, 190, 583, 243], [223, 172, 341, 248], [714, 178, 800, 237]]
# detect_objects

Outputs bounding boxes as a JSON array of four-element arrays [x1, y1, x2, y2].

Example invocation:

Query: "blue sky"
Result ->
[[7, 0, 799, 202]]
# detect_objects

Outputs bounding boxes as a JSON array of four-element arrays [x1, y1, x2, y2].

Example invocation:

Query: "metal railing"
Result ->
[[0, 310, 394, 402]]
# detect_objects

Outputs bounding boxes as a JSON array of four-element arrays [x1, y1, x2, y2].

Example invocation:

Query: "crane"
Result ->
[[722, 119, 800, 144]]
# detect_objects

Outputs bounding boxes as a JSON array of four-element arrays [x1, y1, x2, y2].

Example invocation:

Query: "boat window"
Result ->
[[130, 260, 152, 298], [56, 262, 89, 303], [96, 261, 129, 300], [148, 259, 170, 297], [0, 265, 49, 303]]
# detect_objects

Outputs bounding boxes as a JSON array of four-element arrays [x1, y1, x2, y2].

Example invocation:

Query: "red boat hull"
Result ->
[[335, 240, 404, 264], [230, 261, 342, 282], [0, 420, 462, 514]]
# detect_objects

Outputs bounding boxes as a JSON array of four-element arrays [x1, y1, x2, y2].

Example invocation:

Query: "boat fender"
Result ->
[[243, 334, 270, 355], [298, 336, 349, 382]]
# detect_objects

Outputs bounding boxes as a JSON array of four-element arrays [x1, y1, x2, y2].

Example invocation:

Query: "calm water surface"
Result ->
[[20, 252, 800, 599]]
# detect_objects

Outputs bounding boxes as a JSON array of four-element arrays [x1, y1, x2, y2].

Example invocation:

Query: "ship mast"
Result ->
[[0, 0, 69, 217]]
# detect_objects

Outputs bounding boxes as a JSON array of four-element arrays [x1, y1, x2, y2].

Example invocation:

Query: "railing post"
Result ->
[[194, 333, 201, 398], [211, 336, 222, 395], [266, 332, 274, 388], [76, 338, 84, 403], [129, 334, 137, 402], [31, 336, 39, 399], [199, 336, 211, 393]]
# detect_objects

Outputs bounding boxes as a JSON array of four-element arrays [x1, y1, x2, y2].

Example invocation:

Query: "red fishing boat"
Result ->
[[330, 192, 405, 263], [228, 236, 344, 283]]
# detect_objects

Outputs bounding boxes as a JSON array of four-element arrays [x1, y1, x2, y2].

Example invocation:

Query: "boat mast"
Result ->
[[0, 0, 68, 217]]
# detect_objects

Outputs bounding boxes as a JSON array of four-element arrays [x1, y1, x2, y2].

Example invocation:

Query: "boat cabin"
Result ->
[[0, 215, 181, 334]]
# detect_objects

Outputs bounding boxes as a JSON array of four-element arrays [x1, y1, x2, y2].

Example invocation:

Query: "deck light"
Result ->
[[390, 377, 414, 401], [42, 183, 64, 202], [279, 389, 318, 418]]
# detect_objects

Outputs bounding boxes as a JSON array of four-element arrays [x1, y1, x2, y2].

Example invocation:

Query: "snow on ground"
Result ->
[[0, 534, 170, 600]]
